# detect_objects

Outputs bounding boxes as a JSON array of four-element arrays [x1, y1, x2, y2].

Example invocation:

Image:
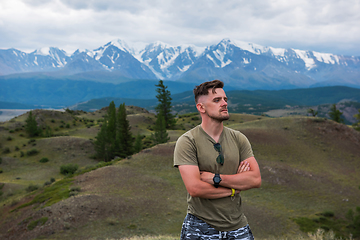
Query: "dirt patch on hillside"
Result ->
[[241, 128, 290, 146], [304, 119, 360, 156], [2, 193, 137, 240]]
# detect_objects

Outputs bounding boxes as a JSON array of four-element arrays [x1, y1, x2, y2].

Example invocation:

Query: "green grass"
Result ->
[[12, 178, 74, 211], [27, 217, 48, 230]]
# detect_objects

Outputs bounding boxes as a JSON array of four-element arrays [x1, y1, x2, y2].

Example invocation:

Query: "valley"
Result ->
[[0, 107, 359, 239]]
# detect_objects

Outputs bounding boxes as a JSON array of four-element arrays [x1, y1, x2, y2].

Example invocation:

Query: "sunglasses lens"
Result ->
[[216, 154, 224, 165], [214, 143, 222, 152]]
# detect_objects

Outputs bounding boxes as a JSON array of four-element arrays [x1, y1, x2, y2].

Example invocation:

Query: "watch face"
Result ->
[[214, 176, 221, 183]]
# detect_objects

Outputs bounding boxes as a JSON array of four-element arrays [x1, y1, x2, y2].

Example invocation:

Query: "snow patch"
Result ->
[[207, 54, 220, 68], [178, 64, 191, 72], [243, 58, 250, 64], [35, 47, 51, 56], [270, 47, 286, 57], [294, 49, 316, 70], [213, 49, 232, 67], [313, 52, 340, 64], [232, 39, 267, 55]]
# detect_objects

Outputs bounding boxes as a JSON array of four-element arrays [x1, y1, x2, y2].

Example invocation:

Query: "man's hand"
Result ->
[[237, 161, 250, 173], [200, 161, 251, 185]]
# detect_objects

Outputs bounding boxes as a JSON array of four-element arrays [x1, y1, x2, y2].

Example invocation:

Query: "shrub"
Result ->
[[26, 149, 39, 156], [2, 147, 10, 154], [27, 217, 48, 230], [69, 186, 81, 197], [39, 157, 49, 163], [0, 157, 2, 164], [50, 177, 55, 183], [321, 211, 335, 218], [0, 168, 3, 174], [70, 186, 81, 192], [60, 164, 79, 175], [26, 184, 39, 192], [7, 136, 12, 141]]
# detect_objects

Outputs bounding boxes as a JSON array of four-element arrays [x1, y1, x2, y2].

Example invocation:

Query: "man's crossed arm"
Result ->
[[178, 157, 261, 199]]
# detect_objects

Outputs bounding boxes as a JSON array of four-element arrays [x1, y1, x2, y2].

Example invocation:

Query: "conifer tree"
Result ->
[[152, 113, 170, 144], [329, 104, 344, 123], [107, 101, 117, 140], [116, 103, 133, 157], [134, 134, 143, 153], [107, 101, 117, 156], [25, 111, 41, 137], [155, 80, 176, 129], [94, 115, 112, 161], [94, 102, 134, 161], [307, 108, 318, 117]]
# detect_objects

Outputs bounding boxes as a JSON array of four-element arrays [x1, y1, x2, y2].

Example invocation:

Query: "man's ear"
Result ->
[[196, 103, 205, 113]]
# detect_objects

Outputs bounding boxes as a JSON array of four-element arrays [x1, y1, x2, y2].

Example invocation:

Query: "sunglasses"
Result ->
[[213, 143, 224, 165]]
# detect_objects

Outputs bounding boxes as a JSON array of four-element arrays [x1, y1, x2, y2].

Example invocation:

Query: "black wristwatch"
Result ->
[[213, 173, 222, 188]]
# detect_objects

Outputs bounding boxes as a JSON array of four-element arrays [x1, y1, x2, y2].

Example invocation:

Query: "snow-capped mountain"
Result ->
[[135, 41, 205, 79], [0, 47, 70, 75], [0, 38, 359, 89]]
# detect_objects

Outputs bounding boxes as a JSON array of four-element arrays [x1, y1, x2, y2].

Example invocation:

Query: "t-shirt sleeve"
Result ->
[[173, 133, 198, 167], [237, 132, 254, 161]]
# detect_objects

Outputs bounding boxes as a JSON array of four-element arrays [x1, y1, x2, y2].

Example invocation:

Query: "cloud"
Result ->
[[0, 0, 359, 56]]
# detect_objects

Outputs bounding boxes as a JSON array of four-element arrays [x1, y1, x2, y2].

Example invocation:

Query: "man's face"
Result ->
[[198, 88, 229, 122]]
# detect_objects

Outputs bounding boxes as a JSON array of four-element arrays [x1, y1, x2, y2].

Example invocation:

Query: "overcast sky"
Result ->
[[1, 0, 359, 56]]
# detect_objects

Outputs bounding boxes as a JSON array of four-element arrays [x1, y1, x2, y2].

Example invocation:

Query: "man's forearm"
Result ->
[[200, 157, 261, 191], [179, 165, 236, 199], [188, 182, 235, 199], [220, 171, 261, 191]]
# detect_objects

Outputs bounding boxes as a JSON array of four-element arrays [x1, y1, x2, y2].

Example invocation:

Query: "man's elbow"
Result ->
[[186, 186, 202, 198], [254, 176, 262, 188]]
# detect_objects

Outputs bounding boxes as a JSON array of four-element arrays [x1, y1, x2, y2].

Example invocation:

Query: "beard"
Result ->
[[206, 110, 230, 122]]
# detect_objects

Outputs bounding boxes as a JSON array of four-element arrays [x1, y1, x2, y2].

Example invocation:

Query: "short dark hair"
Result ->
[[193, 80, 224, 103]]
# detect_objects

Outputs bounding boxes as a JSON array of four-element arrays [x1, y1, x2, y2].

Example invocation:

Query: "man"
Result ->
[[173, 80, 261, 239]]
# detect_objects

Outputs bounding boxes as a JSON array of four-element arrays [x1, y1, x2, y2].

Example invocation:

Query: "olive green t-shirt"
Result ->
[[173, 125, 254, 231]]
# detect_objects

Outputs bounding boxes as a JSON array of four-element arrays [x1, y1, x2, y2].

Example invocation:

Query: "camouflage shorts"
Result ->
[[180, 214, 254, 240]]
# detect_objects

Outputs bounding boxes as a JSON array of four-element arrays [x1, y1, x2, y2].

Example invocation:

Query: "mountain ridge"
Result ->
[[1, 38, 359, 89]]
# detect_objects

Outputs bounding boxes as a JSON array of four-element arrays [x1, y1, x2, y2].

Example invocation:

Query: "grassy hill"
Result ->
[[0, 108, 359, 239]]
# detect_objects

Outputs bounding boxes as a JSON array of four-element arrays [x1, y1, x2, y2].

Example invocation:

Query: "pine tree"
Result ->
[[107, 101, 117, 157], [307, 108, 318, 117], [94, 102, 135, 161], [329, 104, 344, 123], [155, 80, 176, 129], [152, 113, 170, 144], [134, 134, 143, 153], [116, 103, 133, 158], [25, 111, 41, 137], [107, 101, 117, 140], [93, 115, 112, 161]]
